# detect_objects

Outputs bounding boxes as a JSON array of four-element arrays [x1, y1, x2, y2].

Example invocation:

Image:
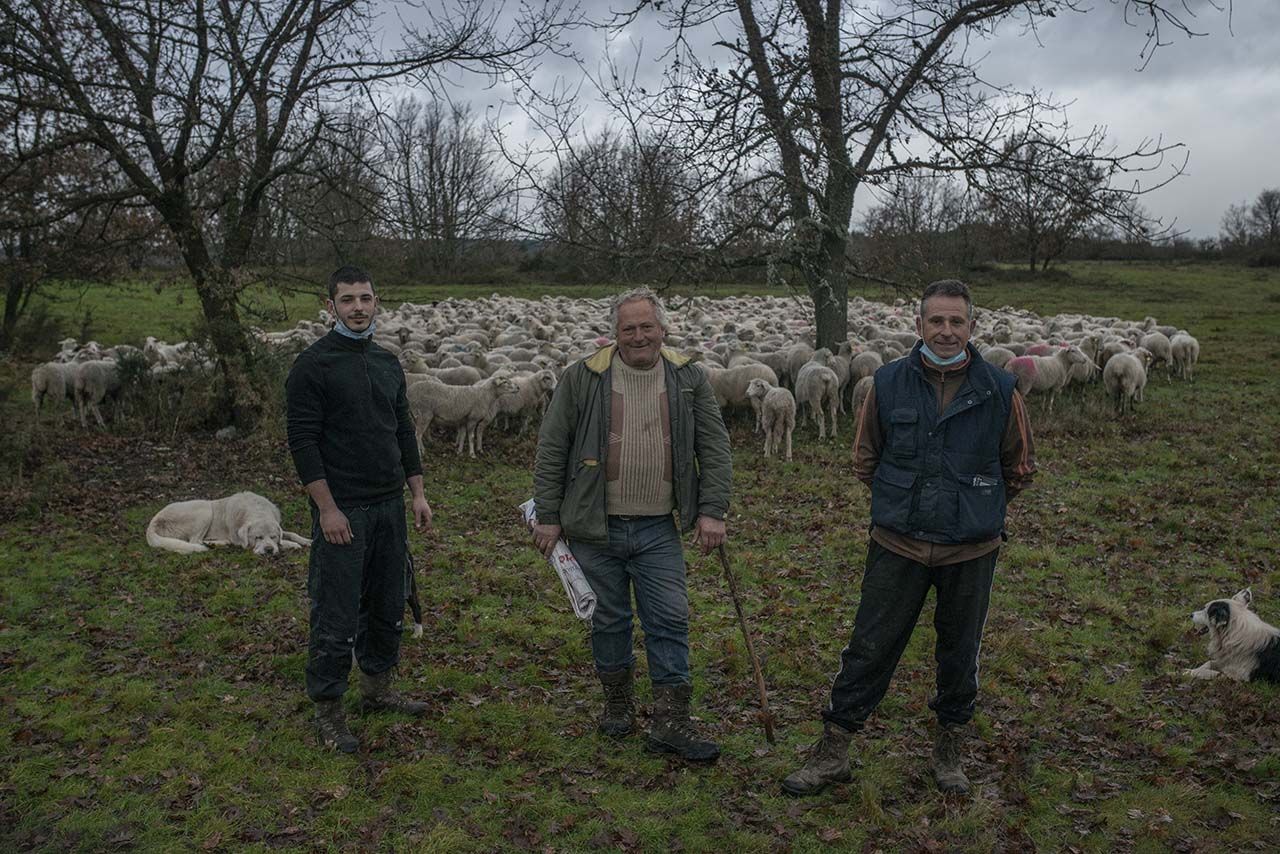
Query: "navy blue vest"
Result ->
[[870, 343, 1017, 544]]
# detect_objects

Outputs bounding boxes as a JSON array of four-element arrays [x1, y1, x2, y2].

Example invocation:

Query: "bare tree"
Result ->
[[587, 0, 1222, 348], [0, 0, 573, 425], [1219, 201, 1252, 251], [859, 173, 984, 280], [532, 126, 702, 282], [382, 98, 513, 278], [1248, 188, 1280, 244], [0, 86, 159, 350], [974, 129, 1161, 272]]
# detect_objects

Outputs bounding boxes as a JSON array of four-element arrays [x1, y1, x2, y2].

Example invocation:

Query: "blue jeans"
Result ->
[[569, 515, 690, 686]]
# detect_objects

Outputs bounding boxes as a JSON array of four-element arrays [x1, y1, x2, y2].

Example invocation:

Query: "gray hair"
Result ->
[[609, 287, 668, 333], [918, 279, 973, 321]]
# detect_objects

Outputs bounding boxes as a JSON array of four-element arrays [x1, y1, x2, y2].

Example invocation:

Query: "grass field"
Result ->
[[2, 261, 1279, 852]]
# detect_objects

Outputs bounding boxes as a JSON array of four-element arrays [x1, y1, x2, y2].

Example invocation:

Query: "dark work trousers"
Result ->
[[305, 496, 409, 702], [823, 538, 998, 731]]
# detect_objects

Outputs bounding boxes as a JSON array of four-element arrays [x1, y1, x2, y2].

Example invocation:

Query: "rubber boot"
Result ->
[[359, 669, 428, 716], [598, 666, 636, 737], [314, 699, 359, 753], [781, 721, 854, 796], [646, 683, 719, 762], [932, 723, 971, 794]]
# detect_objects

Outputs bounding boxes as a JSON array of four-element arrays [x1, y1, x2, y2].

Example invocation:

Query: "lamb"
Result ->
[[1102, 347, 1154, 415], [1170, 332, 1200, 381], [73, 359, 123, 428], [406, 372, 520, 458], [1005, 346, 1093, 412], [705, 362, 779, 430], [1139, 331, 1173, 381], [30, 361, 81, 426], [794, 350, 840, 439], [494, 369, 557, 434], [745, 378, 796, 461]]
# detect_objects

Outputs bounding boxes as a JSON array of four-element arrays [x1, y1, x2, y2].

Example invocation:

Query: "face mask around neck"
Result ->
[[334, 317, 376, 340], [920, 342, 967, 366]]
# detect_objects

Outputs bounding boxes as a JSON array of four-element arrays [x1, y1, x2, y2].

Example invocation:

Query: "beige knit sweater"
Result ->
[[605, 354, 674, 516]]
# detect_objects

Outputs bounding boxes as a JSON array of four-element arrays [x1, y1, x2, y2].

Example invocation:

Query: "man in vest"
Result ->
[[782, 279, 1036, 796], [531, 287, 732, 762]]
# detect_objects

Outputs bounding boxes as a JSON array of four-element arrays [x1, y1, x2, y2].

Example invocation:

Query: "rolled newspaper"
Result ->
[[519, 499, 597, 621]]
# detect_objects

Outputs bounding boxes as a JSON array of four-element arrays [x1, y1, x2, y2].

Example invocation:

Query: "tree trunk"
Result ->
[[808, 230, 850, 351], [191, 266, 261, 430], [1, 262, 26, 352]]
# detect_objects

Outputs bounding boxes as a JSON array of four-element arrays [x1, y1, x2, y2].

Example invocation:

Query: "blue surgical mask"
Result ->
[[920, 342, 967, 367], [334, 317, 376, 340]]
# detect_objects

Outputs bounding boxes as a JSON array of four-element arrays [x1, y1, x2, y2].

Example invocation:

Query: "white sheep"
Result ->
[[794, 350, 840, 439], [849, 350, 883, 382], [745, 378, 796, 461], [1139, 331, 1173, 381], [979, 346, 1017, 371], [1102, 347, 1154, 415], [73, 359, 122, 428], [407, 372, 520, 458], [30, 361, 81, 426], [1169, 333, 1200, 381], [494, 369, 557, 434], [705, 362, 779, 430], [1005, 347, 1093, 412]]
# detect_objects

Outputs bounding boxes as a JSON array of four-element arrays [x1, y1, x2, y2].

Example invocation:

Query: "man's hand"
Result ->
[[692, 515, 726, 555], [532, 522, 563, 559], [412, 495, 433, 532], [319, 506, 353, 545]]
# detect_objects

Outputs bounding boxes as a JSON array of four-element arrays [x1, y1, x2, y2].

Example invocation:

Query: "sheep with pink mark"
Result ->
[[1005, 346, 1094, 412]]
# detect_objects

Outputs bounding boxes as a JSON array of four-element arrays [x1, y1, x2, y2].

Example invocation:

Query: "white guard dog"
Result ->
[[146, 491, 311, 556], [1185, 588, 1280, 683]]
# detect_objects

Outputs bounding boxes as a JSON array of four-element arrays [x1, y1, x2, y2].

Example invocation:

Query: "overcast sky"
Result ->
[[432, 1, 1278, 239]]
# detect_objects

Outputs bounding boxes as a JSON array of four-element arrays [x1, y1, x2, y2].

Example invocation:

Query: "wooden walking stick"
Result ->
[[716, 544, 775, 744]]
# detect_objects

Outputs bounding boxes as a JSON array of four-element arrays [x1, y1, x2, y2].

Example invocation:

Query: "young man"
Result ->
[[531, 287, 732, 761], [286, 265, 433, 753], [783, 279, 1036, 796]]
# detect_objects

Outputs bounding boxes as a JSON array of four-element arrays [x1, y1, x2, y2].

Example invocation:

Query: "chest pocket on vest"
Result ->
[[888, 408, 919, 457]]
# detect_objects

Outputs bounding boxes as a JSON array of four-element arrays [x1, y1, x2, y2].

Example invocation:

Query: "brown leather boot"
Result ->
[[314, 699, 359, 753], [646, 683, 719, 762], [359, 669, 428, 716], [932, 723, 971, 794], [781, 721, 854, 796], [598, 666, 636, 737]]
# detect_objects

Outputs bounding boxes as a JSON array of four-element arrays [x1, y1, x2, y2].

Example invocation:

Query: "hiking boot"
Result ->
[[359, 669, 428, 717], [646, 683, 719, 762], [314, 699, 359, 753], [932, 723, 971, 794], [598, 666, 636, 738], [781, 721, 855, 796]]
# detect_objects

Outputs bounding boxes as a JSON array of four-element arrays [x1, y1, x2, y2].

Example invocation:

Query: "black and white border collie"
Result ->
[[1185, 588, 1280, 683]]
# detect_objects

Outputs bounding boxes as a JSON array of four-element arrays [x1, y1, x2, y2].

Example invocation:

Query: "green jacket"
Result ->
[[533, 345, 732, 544]]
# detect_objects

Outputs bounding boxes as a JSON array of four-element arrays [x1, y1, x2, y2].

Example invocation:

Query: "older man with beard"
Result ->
[[532, 287, 732, 762]]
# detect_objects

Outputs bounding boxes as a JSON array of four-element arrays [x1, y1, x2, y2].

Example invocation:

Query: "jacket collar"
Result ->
[[583, 344, 689, 374], [324, 328, 371, 351]]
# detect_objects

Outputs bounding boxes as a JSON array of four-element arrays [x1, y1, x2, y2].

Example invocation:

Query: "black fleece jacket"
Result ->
[[285, 330, 423, 506]]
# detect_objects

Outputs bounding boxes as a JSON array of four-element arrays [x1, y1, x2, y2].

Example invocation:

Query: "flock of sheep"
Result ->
[[29, 293, 1201, 454]]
